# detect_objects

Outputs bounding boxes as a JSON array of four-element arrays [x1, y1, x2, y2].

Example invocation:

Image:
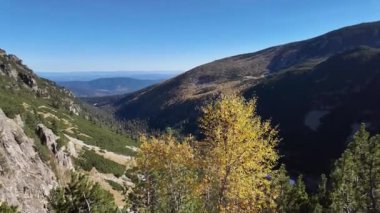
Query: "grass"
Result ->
[[67, 116, 137, 156], [106, 179, 124, 192], [0, 72, 137, 154], [75, 149, 126, 177]]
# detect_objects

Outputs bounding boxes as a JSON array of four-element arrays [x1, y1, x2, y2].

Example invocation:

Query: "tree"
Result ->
[[310, 174, 330, 212], [48, 172, 118, 213], [329, 124, 380, 212], [273, 165, 309, 212], [330, 147, 360, 212], [273, 165, 293, 212], [130, 133, 200, 212], [198, 95, 279, 212]]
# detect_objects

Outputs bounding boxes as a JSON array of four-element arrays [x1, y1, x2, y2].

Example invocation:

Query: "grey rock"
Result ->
[[0, 49, 6, 56], [13, 115, 24, 128], [0, 109, 57, 212], [36, 124, 74, 170]]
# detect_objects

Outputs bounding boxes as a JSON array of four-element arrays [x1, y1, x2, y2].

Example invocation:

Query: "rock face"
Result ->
[[0, 49, 81, 114], [37, 124, 74, 170], [0, 109, 57, 212]]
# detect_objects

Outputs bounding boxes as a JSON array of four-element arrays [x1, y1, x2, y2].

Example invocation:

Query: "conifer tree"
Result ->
[[48, 172, 118, 213], [273, 165, 293, 212], [273, 165, 309, 212], [310, 174, 330, 212], [329, 124, 380, 212]]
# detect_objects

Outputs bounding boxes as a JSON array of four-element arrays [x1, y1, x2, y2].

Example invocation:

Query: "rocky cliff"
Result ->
[[0, 109, 57, 212]]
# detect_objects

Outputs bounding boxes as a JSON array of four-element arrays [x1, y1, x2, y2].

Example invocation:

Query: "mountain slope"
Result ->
[[103, 21, 380, 175], [109, 21, 380, 129], [245, 47, 380, 175], [58, 77, 160, 97], [0, 49, 137, 210]]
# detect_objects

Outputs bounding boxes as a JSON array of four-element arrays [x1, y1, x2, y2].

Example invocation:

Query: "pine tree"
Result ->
[[273, 165, 309, 213], [310, 174, 330, 212], [273, 165, 293, 212], [329, 124, 380, 212], [48, 172, 118, 213]]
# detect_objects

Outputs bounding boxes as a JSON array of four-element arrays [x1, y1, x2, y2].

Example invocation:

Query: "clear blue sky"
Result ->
[[1, 0, 380, 72]]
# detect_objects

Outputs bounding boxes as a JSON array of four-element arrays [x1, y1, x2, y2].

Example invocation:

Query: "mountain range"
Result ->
[[58, 77, 160, 97], [38, 71, 178, 82], [92, 21, 380, 176]]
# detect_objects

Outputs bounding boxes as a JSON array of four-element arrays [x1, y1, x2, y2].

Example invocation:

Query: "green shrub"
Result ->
[[0, 202, 19, 213], [70, 117, 138, 156], [33, 138, 51, 163], [75, 149, 125, 177], [48, 172, 118, 212], [1, 105, 21, 119], [106, 179, 124, 192], [56, 133, 68, 150], [23, 112, 39, 138]]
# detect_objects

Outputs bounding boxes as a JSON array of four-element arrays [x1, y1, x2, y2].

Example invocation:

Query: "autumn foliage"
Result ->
[[129, 95, 280, 212]]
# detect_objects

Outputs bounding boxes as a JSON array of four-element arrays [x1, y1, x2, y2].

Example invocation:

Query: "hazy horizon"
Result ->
[[37, 70, 180, 82]]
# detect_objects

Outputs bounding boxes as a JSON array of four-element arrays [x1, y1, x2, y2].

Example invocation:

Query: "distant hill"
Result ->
[[38, 71, 179, 82], [58, 77, 160, 97], [95, 21, 380, 176]]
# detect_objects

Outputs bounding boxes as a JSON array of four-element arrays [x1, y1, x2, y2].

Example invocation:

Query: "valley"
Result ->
[[93, 21, 380, 177], [1, 9, 380, 211]]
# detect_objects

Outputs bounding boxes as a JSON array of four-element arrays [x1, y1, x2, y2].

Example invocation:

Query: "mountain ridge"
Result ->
[[58, 77, 160, 97], [109, 20, 380, 129], [96, 20, 380, 176]]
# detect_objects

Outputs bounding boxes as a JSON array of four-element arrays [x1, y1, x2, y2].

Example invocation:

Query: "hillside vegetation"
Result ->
[[123, 95, 380, 212], [0, 49, 137, 210]]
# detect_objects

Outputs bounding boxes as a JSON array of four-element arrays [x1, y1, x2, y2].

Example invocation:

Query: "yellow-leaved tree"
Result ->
[[198, 95, 279, 212], [130, 95, 280, 212], [129, 133, 200, 212]]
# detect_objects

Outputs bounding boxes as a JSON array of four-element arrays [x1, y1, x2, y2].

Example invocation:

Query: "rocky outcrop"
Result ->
[[18, 72, 38, 91], [37, 124, 74, 170], [0, 109, 57, 212], [0, 49, 6, 57], [0, 49, 82, 116]]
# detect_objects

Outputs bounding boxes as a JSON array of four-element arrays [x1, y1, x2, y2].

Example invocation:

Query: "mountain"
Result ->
[[98, 21, 380, 176], [58, 77, 160, 97], [38, 71, 178, 82], [0, 49, 137, 211], [246, 46, 380, 175]]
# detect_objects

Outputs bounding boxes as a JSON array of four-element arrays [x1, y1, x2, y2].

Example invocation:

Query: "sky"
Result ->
[[1, 0, 380, 72]]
